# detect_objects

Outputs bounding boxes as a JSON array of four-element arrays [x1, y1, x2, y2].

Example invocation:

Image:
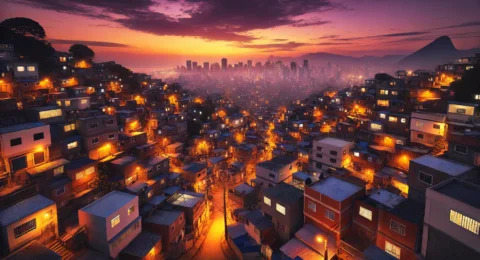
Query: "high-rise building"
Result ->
[[247, 60, 252, 69], [186, 60, 192, 71], [290, 62, 297, 78], [221, 58, 227, 71], [303, 59, 308, 69], [192, 61, 198, 70], [203, 62, 210, 72]]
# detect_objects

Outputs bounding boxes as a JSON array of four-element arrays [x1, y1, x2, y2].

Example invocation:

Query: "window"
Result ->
[[330, 158, 336, 163], [316, 153, 323, 159], [325, 209, 335, 221], [268, 173, 275, 179], [454, 145, 468, 155], [264, 196, 271, 206], [56, 185, 66, 196], [450, 210, 479, 234], [39, 109, 62, 119], [380, 89, 388, 95], [67, 141, 78, 149], [33, 132, 44, 141], [418, 171, 433, 185], [415, 121, 424, 127], [90, 123, 98, 129], [14, 219, 36, 238], [389, 117, 397, 123], [390, 220, 406, 236], [92, 137, 99, 144], [433, 124, 441, 129], [475, 94, 480, 100], [385, 241, 401, 259], [64, 123, 75, 132], [330, 150, 337, 156], [391, 91, 398, 96], [27, 66, 36, 72], [316, 146, 323, 151], [400, 118, 406, 123], [308, 201, 316, 212], [417, 133, 424, 139], [111, 215, 120, 228], [354, 152, 360, 157], [53, 166, 64, 176], [34, 151, 45, 165], [16, 66, 25, 72], [10, 138, 22, 147], [377, 100, 389, 106], [106, 119, 114, 126], [81, 99, 88, 104], [128, 205, 135, 215], [65, 100, 71, 106], [371, 123, 382, 131], [76, 171, 85, 180], [379, 113, 386, 119], [359, 206, 372, 221], [276, 203, 286, 215], [85, 167, 95, 175], [457, 108, 466, 114], [108, 134, 115, 140]]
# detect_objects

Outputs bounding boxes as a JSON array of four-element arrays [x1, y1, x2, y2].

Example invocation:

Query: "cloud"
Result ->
[[12, 0, 341, 42], [314, 42, 353, 46], [335, 31, 429, 41], [234, 41, 309, 51], [272, 38, 288, 42], [50, 39, 130, 48], [434, 21, 480, 30], [317, 34, 339, 39]]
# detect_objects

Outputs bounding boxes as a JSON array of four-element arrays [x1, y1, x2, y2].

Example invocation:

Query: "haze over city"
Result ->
[[3, 0, 480, 71]]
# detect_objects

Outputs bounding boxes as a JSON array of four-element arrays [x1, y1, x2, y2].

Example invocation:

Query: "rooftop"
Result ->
[[169, 193, 202, 208], [280, 238, 322, 260], [0, 122, 47, 134], [144, 210, 183, 226], [262, 182, 303, 204], [389, 198, 424, 224], [65, 157, 96, 170], [257, 156, 297, 170], [309, 177, 363, 202], [26, 158, 69, 176], [5, 240, 61, 260], [110, 156, 136, 166], [368, 189, 405, 209], [316, 137, 353, 148], [80, 191, 137, 218], [234, 183, 255, 194], [434, 179, 480, 208], [411, 155, 473, 176], [126, 181, 147, 193], [121, 231, 161, 258], [183, 162, 206, 173], [0, 195, 54, 227], [147, 155, 168, 166]]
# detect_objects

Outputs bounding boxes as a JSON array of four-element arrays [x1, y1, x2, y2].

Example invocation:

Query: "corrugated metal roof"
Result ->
[[0, 195, 54, 226]]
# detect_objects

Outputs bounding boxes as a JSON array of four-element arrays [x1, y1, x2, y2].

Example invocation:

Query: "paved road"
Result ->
[[193, 186, 234, 260]]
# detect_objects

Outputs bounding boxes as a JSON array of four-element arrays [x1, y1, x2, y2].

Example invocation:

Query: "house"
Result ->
[[0, 195, 58, 256], [422, 179, 480, 260], [181, 163, 207, 192], [311, 137, 354, 172], [4, 240, 61, 260], [407, 155, 475, 204], [56, 97, 91, 112], [446, 130, 480, 166], [119, 132, 147, 152], [143, 210, 185, 254], [76, 115, 118, 160], [236, 210, 274, 245], [65, 157, 98, 208], [119, 231, 162, 260], [255, 156, 298, 189], [108, 156, 144, 186], [260, 182, 304, 243], [304, 176, 364, 242], [226, 223, 262, 260], [280, 224, 336, 260], [291, 171, 319, 190], [409, 112, 446, 148], [446, 102, 480, 130], [26, 106, 65, 125], [229, 183, 257, 210], [78, 191, 141, 258], [167, 192, 207, 238]]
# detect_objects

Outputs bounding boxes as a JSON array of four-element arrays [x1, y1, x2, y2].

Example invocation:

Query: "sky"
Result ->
[[2, 0, 480, 71]]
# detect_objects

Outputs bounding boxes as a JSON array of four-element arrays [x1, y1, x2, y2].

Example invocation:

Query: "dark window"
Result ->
[[92, 137, 99, 144], [433, 124, 441, 129], [34, 151, 45, 165], [330, 158, 337, 163], [10, 138, 22, 147], [417, 134, 424, 139], [390, 220, 406, 236], [418, 171, 433, 185], [33, 132, 44, 141], [316, 153, 323, 159], [454, 145, 468, 155], [14, 219, 36, 238], [316, 146, 323, 151], [90, 122, 98, 129], [330, 150, 337, 156], [316, 162, 322, 169], [105, 119, 114, 126], [269, 173, 275, 178], [56, 186, 66, 196], [11, 156, 27, 171], [108, 134, 115, 140], [325, 209, 335, 221]]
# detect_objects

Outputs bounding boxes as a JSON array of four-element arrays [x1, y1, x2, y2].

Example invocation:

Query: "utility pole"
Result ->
[[223, 176, 228, 242]]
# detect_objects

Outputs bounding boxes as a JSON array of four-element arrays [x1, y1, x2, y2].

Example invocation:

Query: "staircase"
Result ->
[[48, 240, 75, 260]]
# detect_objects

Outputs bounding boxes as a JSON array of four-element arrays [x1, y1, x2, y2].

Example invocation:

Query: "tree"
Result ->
[[0, 17, 46, 39], [69, 44, 95, 61]]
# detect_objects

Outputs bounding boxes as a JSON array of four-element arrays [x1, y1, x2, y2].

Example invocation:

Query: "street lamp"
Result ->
[[316, 235, 328, 260]]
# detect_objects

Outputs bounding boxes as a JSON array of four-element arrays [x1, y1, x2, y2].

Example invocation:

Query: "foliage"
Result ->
[[450, 67, 480, 103], [0, 17, 46, 39], [69, 44, 95, 60]]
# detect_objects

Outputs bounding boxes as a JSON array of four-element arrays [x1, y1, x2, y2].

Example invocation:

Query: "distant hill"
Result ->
[[268, 53, 405, 66], [399, 36, 480, 69]]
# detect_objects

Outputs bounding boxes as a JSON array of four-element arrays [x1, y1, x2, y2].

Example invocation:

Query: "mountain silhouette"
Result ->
[[398, 36, 460, 69]]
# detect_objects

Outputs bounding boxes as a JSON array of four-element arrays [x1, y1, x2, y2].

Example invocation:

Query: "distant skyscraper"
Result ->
[[247, 60, 252, 68], [186, 60, 192, 71], [290, 61, 297, 77], [303, 60, 308, 69], [192, 61, 198, 70], [221, 58, 227, 71], [203, 62, 210, 72]]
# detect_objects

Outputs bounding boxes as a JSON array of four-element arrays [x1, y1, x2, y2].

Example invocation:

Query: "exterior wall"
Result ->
[[353, 200, 379, 240], [67, 162, 98, 192], [312, 139, 353, 169], [57, 98, 90, 111], [255, 161, 298, 188], [376, 232, 416, 260], [143, 212, 185, 252], [378, 210, 419, 252], [78, 207, 108, 252], [3, 203, 58, 253], [423, 226, 480, 260], [260, 195, 303, 243], [410, 130, 437, 147], [109, 217, 142, 258], [76, 115, 118, 137], [447, 103, 478, 122], [0, 124, 51, 159]]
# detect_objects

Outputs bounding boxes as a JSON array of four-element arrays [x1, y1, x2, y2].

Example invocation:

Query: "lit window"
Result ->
[[85, 166, 95, 175], [385, 241, 401, 259], [377, 100, 389, 106], [65, 100, 71, 106], [371, 123, 382, 131], [67, 141, 78, 149], [39, 109, 62, 119], [308, 201, 316, 212], [64, 123, 75, 132], [14, 219, 36, 238], [75, 171, 85, 180], [27, 66, 36, 72], [450, 210, 479, 234], [264, 196, 271, 206], [379, 113, 386, 119], [415, 121, 424, 127], [325, 209, 335, 221], [400, 118, 406, 123], [354, 152, 360, 157], [128, 205, 135, 215], [81, 99, 88, 104], [390, 220, 406, 236], [53, 166, 64, 176], [16, 66, 25, 72], [111, 215, 120, 228], [391, 91, 398, 95], [276, 203, 286, 215], [418, 171, 433, 185], [389, 117, 398, 123], [359, 206, 372, 221]]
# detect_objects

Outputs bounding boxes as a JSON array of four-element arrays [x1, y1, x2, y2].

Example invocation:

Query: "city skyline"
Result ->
[[3, 0, 480, 71]]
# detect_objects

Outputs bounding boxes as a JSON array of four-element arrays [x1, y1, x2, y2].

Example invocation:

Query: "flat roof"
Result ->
[[0, 122, 47, 134], [121, 231, 161, 258], [234, 183, 254, 194], [27, 158, 69, 176], [147, 155, 168, 165], [110, 156, 136, 166], [257, 155, 297, 170], [368, 189, 405, 209], [5, 240, 61, 260], [126, 181, 148, 193], [280, 238, 322, 260], [309, 177, 363, 202], [434, 179, 480, 208], [144, 210, 183, 226], [80, 191, 137, 218], [411, 155, 473, 176], [316, 137, 353, 148], [169, 193, 202, 208], [262, 183, 303, 204], [0, 195, 54, 227]]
